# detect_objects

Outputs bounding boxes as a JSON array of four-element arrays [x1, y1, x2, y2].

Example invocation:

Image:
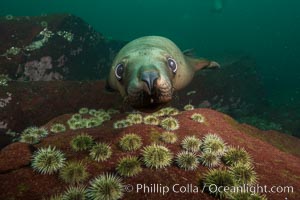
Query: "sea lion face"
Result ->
[[113, 48, 177, 109], [107, 36, 218, 110]]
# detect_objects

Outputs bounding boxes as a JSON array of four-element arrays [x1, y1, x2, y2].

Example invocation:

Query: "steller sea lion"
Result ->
[[106, 36, 220, 110]]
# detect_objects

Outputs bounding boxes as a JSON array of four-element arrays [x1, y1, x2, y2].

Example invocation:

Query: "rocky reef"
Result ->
[[0, 107, 299, 200]]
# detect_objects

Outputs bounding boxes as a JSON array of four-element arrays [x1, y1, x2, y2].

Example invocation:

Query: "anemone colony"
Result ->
[[25, 107, 264, 200]]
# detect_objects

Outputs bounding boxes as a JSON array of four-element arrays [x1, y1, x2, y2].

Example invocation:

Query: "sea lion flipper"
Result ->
[[186, 56, 220, 71]]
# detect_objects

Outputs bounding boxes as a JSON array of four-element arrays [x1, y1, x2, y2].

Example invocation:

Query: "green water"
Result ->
[[1, 0, 299, 114]]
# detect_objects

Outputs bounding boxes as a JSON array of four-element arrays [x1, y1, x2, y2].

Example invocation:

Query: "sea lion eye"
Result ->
[[115, 63, 124, 80], [167, 57, 177, 73]]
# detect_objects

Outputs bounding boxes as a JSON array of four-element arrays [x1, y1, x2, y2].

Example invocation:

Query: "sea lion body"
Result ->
[[107, 36, 219, 109]]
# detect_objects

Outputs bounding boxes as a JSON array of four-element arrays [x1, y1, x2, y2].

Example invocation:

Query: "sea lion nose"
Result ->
[[141, 71, 159, 94]]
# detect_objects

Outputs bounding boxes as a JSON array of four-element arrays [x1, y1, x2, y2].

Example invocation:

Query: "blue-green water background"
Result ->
[[1, 0, 300, 106]]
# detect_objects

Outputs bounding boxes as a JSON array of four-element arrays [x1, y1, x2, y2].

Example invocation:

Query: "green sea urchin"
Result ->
[[229, 163, 257, 185], [222, 146, 252, 166], [19, 133, 40, 144], [71, 113, 82, 120], [200, 151, 221, 168], [89, 142, 112, 162], [176, 151, 199, 170], [116, 156, 142, 177], [113, 120, 132, 129], [181, 135, 201, 152], [32, 146, 66, 174], [62, 185, 87, 200], [160, 132, 177, 144], [202, 134, 226, 156], [23, 126, 48, 138], [191, 113, 205, 123], [87, 173, 124, 200], [143, 115, 160, 125], [127, 113, 143, 124], [70, 134, 94, 152], [59, 161, 89, 184], [142, 144, 173, 169], [79, 107, 89, 114], [119, 133, 142, 151], [184, 104, 194, 111], [160, 117, 179, 131], [50, 123, 66, 133], [203, 169, 236, 199]]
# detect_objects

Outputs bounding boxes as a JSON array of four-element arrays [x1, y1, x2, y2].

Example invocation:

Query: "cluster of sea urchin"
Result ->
[[20, 126, 49, 144]]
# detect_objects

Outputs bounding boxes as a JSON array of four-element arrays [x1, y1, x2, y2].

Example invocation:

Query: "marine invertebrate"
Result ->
[[203, 169, 236, 199], [31, 146, 66, 174], [107, 108, 120, 115], [113, 120, 132, 129], [79, 107, 89, 114], [184, 104, 194, 111], [202, 134, 226, 156], [143, 115, 160, 125], [43, 194, 63, 200], [191, 113, 205, 123], [160, 131, 177, 144], [71, 113, 82, 120], [0, 74, 9, 86], [181, 135, 201, 152], [19, 133, 40, 144], [229, 163, 257, 185], [88, 109, 98, 116], [119, 133, 142, 151], [200, 151, 221, 168], [62, 185, 87, 200], [126, 113, 143, 124], [5, 14, 14, 20], [116, 156, 142, 177], [142, 144, 173, 169], [165, 107, 180, 116], [87, 173, 124, 200], [50, 123, 66, 133], [40, 21, 48, 27], [222, 146, 252, 166], [89, 142, 112, 162], [59, 161, 89, 184], [85, 118, 103, 128], [176, 151, 199, 170], [160, 117, 179, 131], [70, 134, 94, 152]]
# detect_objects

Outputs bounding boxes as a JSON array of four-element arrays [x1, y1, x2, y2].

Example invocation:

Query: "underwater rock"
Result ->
[[0, 142, 32, 173], [0, 108, 299, 200], [175, 56, 266, 119], [0, 80, 122, 143], [0, 14, 126, 81]]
